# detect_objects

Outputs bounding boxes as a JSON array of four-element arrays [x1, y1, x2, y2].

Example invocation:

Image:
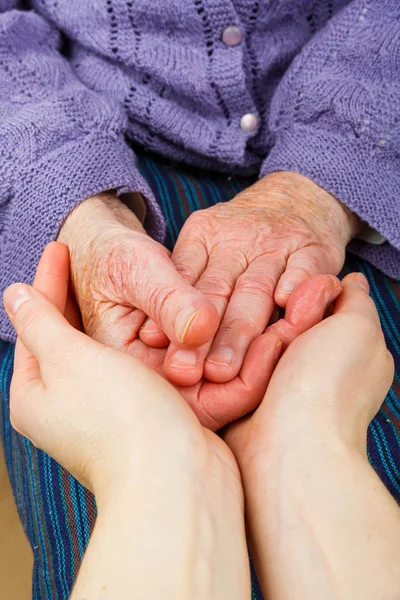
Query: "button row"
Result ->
[[221, 26, 258, 133]]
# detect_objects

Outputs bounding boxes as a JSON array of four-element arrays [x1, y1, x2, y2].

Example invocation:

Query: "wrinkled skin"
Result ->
[[146, 172, 359, 387], [59, 172, 359, 428]]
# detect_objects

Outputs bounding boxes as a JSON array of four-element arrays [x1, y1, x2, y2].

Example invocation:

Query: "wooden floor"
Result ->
[[0, 445, 33, 599]]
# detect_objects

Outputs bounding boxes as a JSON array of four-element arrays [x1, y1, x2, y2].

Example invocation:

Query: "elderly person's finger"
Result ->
[[139, 233, 209, 348], [274, 244, 342, 307], [115, 239, 219, 348], [162, 249, 246, 386], [203, 255, 285, 383]]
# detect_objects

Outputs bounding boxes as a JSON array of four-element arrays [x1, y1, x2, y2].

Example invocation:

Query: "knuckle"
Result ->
[[198, 274, 232, 299], [17, 306, 46, 340], [147, 284, 179, 323], [185, 210, 206, 229], [220, 313, 258, 335], [235, 273, 275, 299], [319, 243, 345, 272]]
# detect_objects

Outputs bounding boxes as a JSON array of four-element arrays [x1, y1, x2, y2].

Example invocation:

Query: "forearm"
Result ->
[[72, 468, 250, 600], [243, 438, 400, 600]]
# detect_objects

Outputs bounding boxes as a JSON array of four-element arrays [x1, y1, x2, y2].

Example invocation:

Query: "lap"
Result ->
[[1, 150, 399, 599]]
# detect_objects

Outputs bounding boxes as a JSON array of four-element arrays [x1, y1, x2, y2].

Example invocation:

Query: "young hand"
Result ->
[[226, 272, 394, 463], [226, 273, 398, 600], [4, 242, 250, 600]]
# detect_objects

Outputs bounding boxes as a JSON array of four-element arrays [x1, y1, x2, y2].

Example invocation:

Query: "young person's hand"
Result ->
[[226, 273, 394, 462], [226, 273, 399, 600], [4, 242, 251, 600]]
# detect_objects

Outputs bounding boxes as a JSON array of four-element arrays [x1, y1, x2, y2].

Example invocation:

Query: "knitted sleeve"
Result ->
[[0, 4, 165, 341], [261, 0, 400, 280]]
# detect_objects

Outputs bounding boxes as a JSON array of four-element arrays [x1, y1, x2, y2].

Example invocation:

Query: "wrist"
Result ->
[[236, 406, 368, 485], [261, 171, 361, 245], [94, 456, 248, 600], [58, 191, 146, 247]]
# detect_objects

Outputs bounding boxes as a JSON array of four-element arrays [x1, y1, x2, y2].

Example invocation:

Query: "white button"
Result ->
[[240, 113, 258, 133], [222, 26, 243, 47]]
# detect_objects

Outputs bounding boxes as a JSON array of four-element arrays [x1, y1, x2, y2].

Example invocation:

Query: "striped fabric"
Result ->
[[1, 149, 399, 600]]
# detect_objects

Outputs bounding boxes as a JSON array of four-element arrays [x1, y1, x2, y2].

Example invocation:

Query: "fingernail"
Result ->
[[175, 307, 199, 343], [274, 339, 283, 361], [168, 350, 197, 369], [3, 284, 31, 317], [354, 273, 369, 293], [206, 346, 234, 367]]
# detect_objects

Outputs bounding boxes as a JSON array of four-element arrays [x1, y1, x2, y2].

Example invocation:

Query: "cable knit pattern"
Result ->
[[0, 0, 399, 341]]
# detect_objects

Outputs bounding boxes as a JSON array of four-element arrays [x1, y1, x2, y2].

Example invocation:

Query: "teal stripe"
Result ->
[[1, 347, 26, 529], [165, 170, 193, 224], [384, 278, 400, 311], [24, 440, 54, 599], [175, 171, 199, 214], [385, 414, 400, 447], [374, 420, 400, 480], [78, 483, 91, 544], [369, 422, 400, 494], [386, 389, 400, 422], [144, 158, 179, 239], [203, 173, 225, 205], [44, 453, 69, 597], [58, 467, 76, 578], [69, 475, 85, 557], [360, 263, 400, 353]]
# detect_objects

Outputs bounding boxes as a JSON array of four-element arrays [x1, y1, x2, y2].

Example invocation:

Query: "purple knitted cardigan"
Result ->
[[0, 0, 399, 342]]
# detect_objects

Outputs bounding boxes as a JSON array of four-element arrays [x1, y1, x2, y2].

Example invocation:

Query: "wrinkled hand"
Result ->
[[225, 273, 394, 466], [142, 172, 360, 387], [58, 192, 219, 368]]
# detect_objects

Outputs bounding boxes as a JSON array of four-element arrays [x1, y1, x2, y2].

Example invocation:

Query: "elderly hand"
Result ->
[[141, 172, 360, 387], [57, 192, 219, 364]]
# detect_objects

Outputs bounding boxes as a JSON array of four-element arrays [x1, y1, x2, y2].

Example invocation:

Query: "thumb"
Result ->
[[129, 241, 219, 347], [3, 283, 76, 362]]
